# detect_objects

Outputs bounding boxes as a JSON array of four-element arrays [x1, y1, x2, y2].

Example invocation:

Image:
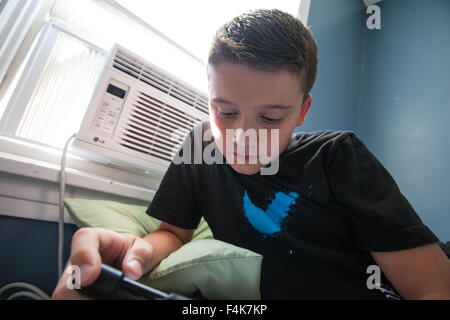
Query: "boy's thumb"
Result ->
[[122, 239, 154, 280]]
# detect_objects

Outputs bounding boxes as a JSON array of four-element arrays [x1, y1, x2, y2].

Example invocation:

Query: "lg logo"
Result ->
[[93, 136, 105, 144]]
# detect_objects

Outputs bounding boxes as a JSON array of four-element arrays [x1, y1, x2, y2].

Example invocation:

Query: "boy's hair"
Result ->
[[208, 9, 318, 97]]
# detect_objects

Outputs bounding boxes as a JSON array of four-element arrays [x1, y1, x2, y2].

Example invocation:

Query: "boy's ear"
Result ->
[[296, 94, 312, 127]]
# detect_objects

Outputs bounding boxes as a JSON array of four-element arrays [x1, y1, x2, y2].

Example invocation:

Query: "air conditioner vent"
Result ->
[[117, 91, 200, 161], [113, 49, 209, 114]]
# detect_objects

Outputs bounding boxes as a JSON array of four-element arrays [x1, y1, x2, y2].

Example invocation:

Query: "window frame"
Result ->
[[0, 0, 42, 86], [0, 19, 108, 135], [299, 0, 311, 25]]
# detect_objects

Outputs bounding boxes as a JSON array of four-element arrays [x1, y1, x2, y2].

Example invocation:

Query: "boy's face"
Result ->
[[207, 62, 312, 175]]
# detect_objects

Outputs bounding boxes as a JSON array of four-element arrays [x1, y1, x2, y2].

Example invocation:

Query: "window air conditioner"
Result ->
[[73, 44, 209, 176]]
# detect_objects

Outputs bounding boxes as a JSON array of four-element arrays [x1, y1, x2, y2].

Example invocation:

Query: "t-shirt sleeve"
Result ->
[[145, 128, 203, 230], [327, 132, 439, 252]]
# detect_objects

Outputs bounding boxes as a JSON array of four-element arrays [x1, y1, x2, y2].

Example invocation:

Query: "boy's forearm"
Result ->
[[141, 229, 184, 271]]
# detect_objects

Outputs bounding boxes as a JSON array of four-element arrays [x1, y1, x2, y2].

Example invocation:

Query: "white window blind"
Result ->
[[0, 21, 106, 149], [16, 30, 105, 147]]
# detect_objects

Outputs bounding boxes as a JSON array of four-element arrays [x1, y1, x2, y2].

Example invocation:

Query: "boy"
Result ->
[[53, 9, 450, 300]]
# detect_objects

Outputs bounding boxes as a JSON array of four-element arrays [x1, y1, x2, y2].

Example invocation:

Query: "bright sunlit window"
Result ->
[[0, 0, 302, 151], [115, 0, 302, 63]]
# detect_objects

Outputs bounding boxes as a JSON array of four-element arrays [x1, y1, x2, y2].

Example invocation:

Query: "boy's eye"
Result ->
[[218, 111, 237, 118], [261, 116, 282, 124]]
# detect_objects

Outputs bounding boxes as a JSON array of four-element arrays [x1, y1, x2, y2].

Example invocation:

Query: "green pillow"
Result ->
[[139, 238, 262, 300], [63, 198, 212, 241], [64, 198, 262, 300]]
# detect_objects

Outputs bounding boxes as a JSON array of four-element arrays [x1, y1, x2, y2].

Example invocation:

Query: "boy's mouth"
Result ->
[[233, 152, 259, 164]]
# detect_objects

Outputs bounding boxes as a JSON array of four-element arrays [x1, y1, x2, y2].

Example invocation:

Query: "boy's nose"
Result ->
[[232, 127, 259, 155]]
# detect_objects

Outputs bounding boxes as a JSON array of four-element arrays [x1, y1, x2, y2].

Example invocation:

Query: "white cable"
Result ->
[[58, 133, 77, 279], [0, 282, 50, 300], [7, 292, 45, 300]]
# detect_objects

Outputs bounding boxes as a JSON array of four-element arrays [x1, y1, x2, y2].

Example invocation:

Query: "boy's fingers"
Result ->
[[69, 228, 128, 287], [122, 238, 154, 280], [69, 228, 103, 287], [53, 227, 148, 299]]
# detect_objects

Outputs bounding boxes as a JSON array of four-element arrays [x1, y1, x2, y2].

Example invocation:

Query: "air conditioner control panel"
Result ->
[[91, 78, 128, 136]]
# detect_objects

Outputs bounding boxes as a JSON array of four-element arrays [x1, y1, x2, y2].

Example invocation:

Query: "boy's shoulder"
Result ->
[[282, 129, 357, 156], [291, 129, 355, 143]]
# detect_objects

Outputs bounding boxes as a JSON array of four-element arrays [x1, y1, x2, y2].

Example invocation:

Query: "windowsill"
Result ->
[[0, 149, 156, 199], [0, 135, 162, 223]]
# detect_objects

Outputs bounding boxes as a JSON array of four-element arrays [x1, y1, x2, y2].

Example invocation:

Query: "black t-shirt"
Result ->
[[146, 121, 439, 299]]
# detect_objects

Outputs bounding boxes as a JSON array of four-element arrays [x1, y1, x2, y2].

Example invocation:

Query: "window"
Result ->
[[0, 0, 208, 149]]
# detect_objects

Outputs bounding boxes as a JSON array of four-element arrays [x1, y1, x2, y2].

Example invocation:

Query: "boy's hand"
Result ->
[[51, 227, 154, 300]]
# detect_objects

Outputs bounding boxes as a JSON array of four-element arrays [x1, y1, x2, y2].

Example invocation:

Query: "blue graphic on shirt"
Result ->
[[242, 190, 300, 237]]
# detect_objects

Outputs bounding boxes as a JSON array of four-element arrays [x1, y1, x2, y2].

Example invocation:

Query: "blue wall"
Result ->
[[298, 0, 366, 132], [356, 0, 450, 241], [300, 0, 449, 241]]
